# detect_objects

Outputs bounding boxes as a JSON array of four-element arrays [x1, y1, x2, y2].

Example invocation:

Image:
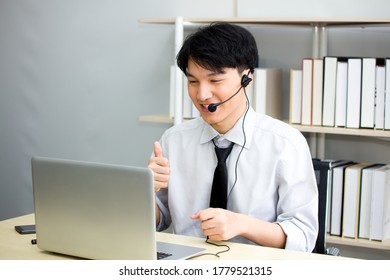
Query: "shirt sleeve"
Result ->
[[276, 136, 319, 252], [156, 188, 171, 232]]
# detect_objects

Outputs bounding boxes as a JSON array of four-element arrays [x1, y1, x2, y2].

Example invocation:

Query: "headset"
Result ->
[[207, 69, 253, 113], [206, 68, 254, 203]]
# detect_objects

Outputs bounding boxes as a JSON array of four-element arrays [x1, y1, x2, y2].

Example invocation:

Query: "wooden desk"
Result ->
[[0, 214, 349, 260]]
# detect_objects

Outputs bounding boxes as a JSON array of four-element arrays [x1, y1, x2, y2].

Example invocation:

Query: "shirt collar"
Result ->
[[199, 107, 256, 149]]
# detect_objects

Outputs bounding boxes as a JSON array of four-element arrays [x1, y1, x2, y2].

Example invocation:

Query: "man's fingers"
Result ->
[[153, 173, 169, 187]]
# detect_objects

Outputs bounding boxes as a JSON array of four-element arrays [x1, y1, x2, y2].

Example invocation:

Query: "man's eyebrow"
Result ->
[[186, 72, 196, 78], [187, 70, 226, 78]]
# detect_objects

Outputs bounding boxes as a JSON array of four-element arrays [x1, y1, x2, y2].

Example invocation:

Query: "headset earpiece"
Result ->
[[241, 74, 252, 88]]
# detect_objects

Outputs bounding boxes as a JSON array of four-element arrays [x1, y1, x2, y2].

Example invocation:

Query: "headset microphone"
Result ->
[[207, 103, 219, 113], [207, 72, 252, 113]]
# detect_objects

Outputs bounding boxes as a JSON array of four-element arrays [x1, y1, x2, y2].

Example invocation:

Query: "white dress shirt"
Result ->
[[155, 107, 318, 252]]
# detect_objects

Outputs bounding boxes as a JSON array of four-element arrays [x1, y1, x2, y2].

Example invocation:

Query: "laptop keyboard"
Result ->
[[157, 251, 172, 260]]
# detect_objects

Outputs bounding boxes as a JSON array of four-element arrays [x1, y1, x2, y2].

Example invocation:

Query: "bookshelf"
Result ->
[[139, 16, 390, 125], [139, 17, 390, 254]]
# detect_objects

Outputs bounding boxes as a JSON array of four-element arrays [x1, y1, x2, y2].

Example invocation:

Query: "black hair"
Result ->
[[176, 22, 258, 75]]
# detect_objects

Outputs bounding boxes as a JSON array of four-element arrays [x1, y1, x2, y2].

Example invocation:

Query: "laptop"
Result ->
[[31, 156, 205, 260]]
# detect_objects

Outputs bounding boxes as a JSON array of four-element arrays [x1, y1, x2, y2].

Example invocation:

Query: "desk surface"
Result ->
[[0, 214, 349, 260]]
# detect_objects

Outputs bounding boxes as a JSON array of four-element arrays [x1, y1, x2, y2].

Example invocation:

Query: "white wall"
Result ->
[[0, 0, 236, 220]]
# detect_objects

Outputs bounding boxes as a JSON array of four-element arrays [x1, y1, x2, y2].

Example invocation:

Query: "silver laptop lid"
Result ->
[[32, 157, 156, 260]]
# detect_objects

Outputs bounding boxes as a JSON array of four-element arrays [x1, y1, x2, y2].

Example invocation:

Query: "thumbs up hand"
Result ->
[[147, 141, 170, 192]]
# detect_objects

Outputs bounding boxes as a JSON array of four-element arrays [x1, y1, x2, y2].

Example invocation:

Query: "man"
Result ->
[[148, 22, 318, 252]]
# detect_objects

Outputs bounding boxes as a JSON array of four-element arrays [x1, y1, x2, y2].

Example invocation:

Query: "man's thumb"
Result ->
[[154, 141, 163, 158]]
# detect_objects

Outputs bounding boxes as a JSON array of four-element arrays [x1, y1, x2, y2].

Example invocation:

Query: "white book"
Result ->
[[360, 58, 377, 128], [301, 58, 313, 125], [253, 68, 282, 120], [312, 59, 324, 126], [375, 65, 386, 129], [358, 164, 385, 239], [370, 165, 390, 241], [335, 61, 348, 127], [342, 163, 371, 239], [330, 162, 355, 236], [346, 58, 362, 128], [322, 57, 338, 127], [385, 58, 390, 129], [289, 69, 302, 124]]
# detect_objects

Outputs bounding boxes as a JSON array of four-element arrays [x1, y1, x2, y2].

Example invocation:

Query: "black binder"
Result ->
[[312, 159, 353, 254]]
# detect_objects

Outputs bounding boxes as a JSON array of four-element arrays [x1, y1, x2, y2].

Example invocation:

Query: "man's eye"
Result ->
[[210, 79, 222, 83], [188, 80, 198, 84]]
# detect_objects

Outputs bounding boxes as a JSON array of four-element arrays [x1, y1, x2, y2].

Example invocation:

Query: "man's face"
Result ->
[[186, 59, 248, 134]]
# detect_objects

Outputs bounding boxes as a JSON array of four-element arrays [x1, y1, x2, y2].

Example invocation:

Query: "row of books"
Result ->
[[169, 66, 283, 120], [313, 159, 390, 242], [290, 57, 390, 129]]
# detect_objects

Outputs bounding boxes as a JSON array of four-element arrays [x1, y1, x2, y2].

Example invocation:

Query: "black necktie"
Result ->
[[209, 142, 234, 209]]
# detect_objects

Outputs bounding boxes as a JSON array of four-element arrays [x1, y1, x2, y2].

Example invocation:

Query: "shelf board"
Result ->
[[327, 235, 390, 250], [290, 124, 390, 138], [139, 17, 390, 27], [139, 115, 390, 138], [138, 115, 174, 124]]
